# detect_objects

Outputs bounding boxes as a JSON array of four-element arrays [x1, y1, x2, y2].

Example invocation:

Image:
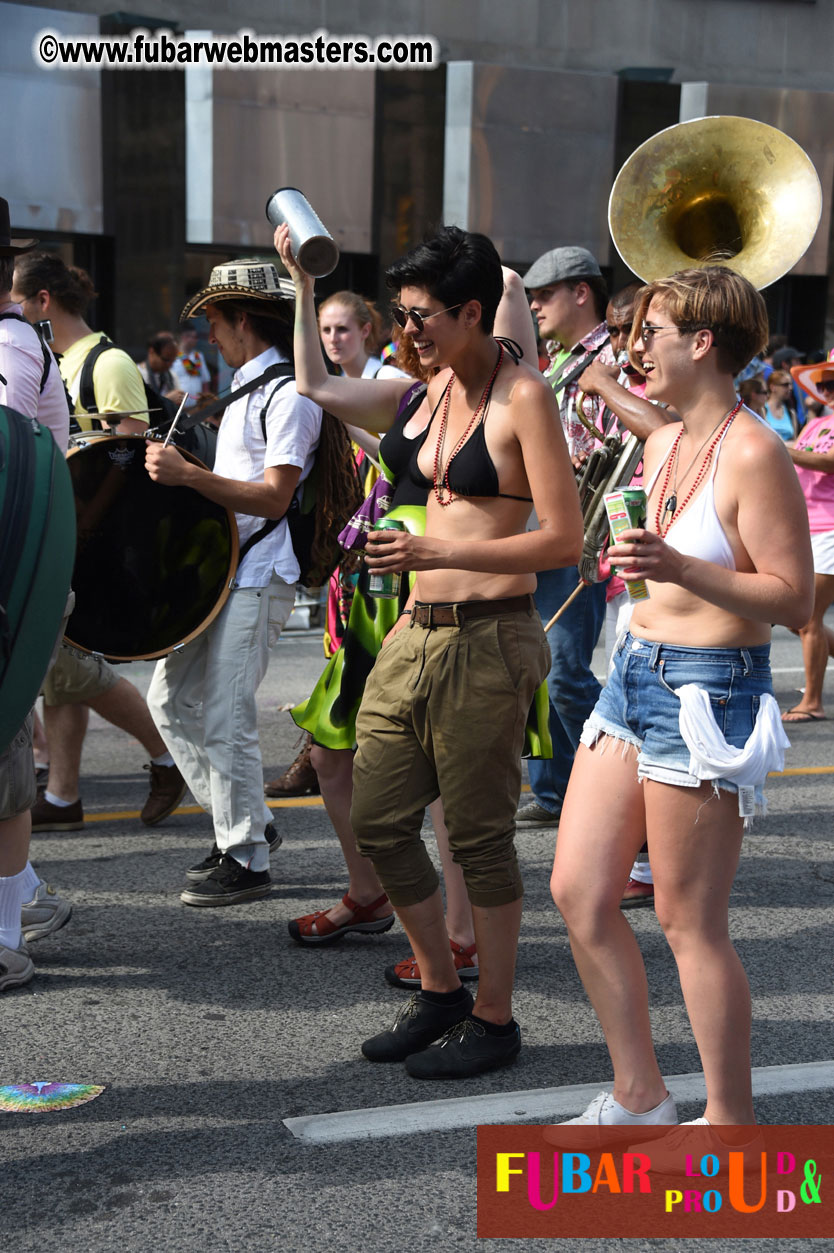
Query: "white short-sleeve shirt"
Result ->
[[212, 346, 321, 588], [0, 301, 70, 452]]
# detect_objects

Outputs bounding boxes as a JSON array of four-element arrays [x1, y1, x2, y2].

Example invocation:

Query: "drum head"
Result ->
[[64, 436, 238, 660]]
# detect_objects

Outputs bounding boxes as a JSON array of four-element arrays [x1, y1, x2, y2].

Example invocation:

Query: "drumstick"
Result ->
[[162, 394, 189, 448]]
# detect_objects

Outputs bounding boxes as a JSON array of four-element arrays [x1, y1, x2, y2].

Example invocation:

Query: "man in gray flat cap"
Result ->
[[520, 249, 669, 839], [517, 247, 613, 831]]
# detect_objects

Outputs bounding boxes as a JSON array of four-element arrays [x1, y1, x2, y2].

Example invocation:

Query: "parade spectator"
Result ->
[[738, 375, 768, 418], [171, 322, 212, 408], [782, 359, 834, 724], [764, 369, 798, 440]]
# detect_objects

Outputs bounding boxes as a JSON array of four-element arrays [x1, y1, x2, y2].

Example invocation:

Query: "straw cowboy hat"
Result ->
[[0, 197, 38, 257], [181, 259, 295, 320], [791, 355, 834, 406]]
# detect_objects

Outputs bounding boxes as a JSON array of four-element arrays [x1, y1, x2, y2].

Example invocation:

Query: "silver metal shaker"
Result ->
[[265, 187, 340, 278]]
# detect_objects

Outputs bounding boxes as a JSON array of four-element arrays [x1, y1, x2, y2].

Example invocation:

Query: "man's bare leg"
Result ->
[[43, 703, 88, 801], [88, 678, 168, 758]]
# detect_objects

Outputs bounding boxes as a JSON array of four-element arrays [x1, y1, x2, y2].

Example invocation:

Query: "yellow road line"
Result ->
[[83, 796, 326, 823], [66, 768, 834, 825]]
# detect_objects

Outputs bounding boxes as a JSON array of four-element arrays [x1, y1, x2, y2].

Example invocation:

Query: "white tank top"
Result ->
[[646, 425, 736, 571]]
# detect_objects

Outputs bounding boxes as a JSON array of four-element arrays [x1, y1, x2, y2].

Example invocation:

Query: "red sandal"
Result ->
[[384, 938, 479, 989], [288, 893, 395, 946]]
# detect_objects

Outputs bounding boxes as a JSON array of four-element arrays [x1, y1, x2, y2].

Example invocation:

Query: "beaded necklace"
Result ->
[[432, 344, 504, 507], [655, 398, 743, 537]]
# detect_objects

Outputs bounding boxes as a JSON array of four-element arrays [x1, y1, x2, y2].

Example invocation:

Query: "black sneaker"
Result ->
[[185, 824, 282, 882], [405, 1015, 521, 1079], [179, 854, 271, 907], [361, 987, 474, 1063]]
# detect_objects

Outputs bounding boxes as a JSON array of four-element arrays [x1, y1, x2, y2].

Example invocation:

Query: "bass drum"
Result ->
[[64, 434, 238, 661]]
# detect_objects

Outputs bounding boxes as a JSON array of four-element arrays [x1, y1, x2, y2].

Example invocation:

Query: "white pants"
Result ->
[[147, 574, 296, 870]]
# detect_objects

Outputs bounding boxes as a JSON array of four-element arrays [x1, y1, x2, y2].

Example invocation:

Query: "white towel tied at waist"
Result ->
[[676, 684, 790, 819]]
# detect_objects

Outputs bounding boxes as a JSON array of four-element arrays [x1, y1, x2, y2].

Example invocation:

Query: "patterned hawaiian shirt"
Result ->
[[543, 322, 616, 460]]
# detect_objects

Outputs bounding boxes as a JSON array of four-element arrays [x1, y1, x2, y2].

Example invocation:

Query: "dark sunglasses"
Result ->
[[390, 303, 462, 334], [817, 379, 834, 394]]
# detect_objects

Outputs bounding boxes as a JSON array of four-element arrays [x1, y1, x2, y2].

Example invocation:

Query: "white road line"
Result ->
[[283, 1060, 834, 1144]]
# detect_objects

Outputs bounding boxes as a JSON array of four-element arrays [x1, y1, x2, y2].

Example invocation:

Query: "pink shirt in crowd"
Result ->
[[793, 414, 834, 533]]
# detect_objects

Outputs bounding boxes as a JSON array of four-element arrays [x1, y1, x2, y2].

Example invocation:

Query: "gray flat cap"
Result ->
[[772, 346, 803, 367], [523, 247, 602, 289]]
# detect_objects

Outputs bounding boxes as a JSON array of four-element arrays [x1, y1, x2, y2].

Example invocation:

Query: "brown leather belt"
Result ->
[[411, 595, 534, 627]]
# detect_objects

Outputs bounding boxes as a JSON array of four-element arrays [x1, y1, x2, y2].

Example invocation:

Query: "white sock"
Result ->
[[151, 751, 175, 768], [0, 868, 28, 949], [44, 790, 75, 808], [21, 862, 42, 899], [629, 860, 654, 885]]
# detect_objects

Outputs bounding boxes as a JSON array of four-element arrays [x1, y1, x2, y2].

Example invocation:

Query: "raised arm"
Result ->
[[275, 224, 411, 432], [494, 267, 537, 366]]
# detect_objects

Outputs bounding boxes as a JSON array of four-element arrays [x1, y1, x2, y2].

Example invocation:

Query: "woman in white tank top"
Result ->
[[548, 267, 813, 1139]]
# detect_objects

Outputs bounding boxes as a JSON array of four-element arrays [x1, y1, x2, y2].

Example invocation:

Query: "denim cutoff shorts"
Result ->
[[580, 631, 774, 798]]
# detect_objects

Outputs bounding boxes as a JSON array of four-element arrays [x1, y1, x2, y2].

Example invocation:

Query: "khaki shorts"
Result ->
[[351, 599, 550, 908], [0, 713, 36, 821], [42, 642, 120, 707]]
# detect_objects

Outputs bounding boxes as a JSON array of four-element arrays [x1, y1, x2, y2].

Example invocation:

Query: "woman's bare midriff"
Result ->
[[629, 583, 771, 648], [417, 494, 537, 603]]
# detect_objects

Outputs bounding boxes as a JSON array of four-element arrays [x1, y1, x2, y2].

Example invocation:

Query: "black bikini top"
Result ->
[[408, 342, 533, 503]]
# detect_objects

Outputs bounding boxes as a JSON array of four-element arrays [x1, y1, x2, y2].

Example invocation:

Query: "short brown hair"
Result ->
[[629, 266, 768, 376]]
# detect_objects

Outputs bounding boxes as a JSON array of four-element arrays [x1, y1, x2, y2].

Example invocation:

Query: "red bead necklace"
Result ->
[[655, 398, 743, 537], [432, 344, 504, 507]]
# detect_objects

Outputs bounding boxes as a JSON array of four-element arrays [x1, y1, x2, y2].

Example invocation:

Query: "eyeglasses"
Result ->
[[639, 322, 681, 342], [817, 379, 834, 394], [391, 303, 462, 334]]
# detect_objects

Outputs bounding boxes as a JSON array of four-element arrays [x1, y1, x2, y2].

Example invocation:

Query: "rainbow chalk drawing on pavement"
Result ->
[[0, 1083, 105, 1112]]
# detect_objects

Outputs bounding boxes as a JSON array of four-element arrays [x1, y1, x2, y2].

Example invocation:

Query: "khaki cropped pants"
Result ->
[[351, 601, 550, 908]]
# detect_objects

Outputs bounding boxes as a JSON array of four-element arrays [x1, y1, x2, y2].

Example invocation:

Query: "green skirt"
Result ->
[[292, 503, 552, 759]]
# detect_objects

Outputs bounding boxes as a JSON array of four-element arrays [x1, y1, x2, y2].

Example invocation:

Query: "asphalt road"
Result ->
[[1, 620, 832, 1253]]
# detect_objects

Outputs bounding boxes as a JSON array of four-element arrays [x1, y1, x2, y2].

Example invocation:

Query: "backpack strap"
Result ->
[[237, 370, 299, 566], [0, 311, 52, 393], [78, 334, 115, 425]]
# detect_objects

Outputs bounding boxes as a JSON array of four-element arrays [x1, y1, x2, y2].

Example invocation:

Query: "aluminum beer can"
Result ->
[[367, 517, 405, 599], [603, 487, 650, 602]]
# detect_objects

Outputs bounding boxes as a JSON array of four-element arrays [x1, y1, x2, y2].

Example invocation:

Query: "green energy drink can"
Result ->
[[367, 517, 405, 598], [603, 488, 650, 602]]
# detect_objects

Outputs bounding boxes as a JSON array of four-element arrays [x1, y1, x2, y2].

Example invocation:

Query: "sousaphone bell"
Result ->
[[608, 115, 822, 287]]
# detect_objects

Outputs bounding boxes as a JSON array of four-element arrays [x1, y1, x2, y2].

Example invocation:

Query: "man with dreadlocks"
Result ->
[[145, 260, 326, 907]]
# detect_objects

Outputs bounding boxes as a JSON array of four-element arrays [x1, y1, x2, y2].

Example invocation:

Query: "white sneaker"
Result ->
[[632, 1119, 765, 1173], [21, 882, 72, 943], [543, 1090, 677, 1147], [0, 941, 35, 992]]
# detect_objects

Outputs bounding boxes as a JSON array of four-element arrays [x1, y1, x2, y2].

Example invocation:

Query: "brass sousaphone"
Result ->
[[548, 116, 822, 630], [608, 114, 822, 287]]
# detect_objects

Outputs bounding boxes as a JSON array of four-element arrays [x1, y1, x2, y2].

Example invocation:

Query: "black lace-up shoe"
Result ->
[[185, 824, 282, 882], [361, 988, 474, 1063], [179, 854, 271, 907], [404, 1015, 521, 1078]]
